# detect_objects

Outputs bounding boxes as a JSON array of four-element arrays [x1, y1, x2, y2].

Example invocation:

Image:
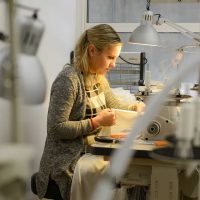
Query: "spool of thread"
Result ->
[[145, 70, 151, 90]]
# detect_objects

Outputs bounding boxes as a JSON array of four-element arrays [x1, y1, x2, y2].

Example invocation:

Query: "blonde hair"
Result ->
[[74, 24, 122, 88]]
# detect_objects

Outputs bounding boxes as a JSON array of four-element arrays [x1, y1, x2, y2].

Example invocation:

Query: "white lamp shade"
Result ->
[[0, 47, 47, 104], [18, 54, 47, 104], [129, 10, 161, 46], [129, 24, 160, 46]]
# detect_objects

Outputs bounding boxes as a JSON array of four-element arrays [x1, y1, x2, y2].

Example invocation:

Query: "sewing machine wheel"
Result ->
[[147, 121, 160, 137], [141, 120, 161, 140]]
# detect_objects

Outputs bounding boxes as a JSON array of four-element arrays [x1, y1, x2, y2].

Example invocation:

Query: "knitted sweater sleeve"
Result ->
[[101, 77, 133, 110], [47, 67, 91, 140]]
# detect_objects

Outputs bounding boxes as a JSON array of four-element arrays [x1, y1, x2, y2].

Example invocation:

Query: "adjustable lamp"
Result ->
[[129, 0, 200, 98], [175, 44, 200, 94], [0, 6, 46, 105], [155, 15, 200, 44], [129, 10, 160, 46], [129, 0, 160, 46], [176, 44, 200, 55], [172, 44, 200, 71], [129, 0, 200, 47]]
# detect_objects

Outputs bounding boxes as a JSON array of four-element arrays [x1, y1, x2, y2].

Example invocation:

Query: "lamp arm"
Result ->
[[177, 44, 200, 51], [157, 16, 200, 43]]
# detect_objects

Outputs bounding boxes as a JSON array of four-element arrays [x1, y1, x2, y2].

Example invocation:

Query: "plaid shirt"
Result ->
[[85, 82, 107, 119]]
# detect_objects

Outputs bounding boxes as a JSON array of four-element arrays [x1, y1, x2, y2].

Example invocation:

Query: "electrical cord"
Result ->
[[146, 0, 151, 11], [119, 55, 148, 65]]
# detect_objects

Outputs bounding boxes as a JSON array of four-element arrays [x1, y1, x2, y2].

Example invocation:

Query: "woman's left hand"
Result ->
[[132, 101, 145, 113]]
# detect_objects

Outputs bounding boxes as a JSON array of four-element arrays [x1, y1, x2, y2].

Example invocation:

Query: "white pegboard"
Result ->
[[106, 52, 146, 94]]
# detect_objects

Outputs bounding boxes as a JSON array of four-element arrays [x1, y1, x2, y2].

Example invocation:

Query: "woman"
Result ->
[[36, 24, 145, 200]]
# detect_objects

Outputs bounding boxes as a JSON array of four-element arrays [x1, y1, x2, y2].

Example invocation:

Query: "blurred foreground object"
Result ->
[[0, 1, 46, 143], [0, 5, 46, 104]]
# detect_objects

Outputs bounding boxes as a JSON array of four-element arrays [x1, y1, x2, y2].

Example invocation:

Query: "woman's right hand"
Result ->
[[93, 108, 116, 127]]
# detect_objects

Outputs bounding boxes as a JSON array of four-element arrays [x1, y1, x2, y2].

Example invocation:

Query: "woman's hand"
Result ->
[[132, 101, 145, 113], [92, 108, 116, 128]]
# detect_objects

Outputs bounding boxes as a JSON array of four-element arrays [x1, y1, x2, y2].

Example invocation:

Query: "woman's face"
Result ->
[[88, 44, 122, 75]]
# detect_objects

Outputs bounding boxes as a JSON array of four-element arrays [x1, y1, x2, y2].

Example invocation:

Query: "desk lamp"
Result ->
[[174, 44, 200, 94], [130, 0, 200, 99], [0, 4, 46, 105], [129, 0, 200, 46]]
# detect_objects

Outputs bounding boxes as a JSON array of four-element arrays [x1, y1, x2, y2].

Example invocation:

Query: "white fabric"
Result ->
[[70, 154, 127, 200], [99, 109, 138, 136], [111, 88, 136, 104]]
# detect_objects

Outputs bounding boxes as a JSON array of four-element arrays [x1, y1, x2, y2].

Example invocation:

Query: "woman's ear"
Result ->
[[88, 44, 96, 57]]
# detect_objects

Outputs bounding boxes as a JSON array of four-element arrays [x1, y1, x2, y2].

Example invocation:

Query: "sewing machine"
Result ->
[[135, 81, 194, 141], [139, 104, 179, 140]]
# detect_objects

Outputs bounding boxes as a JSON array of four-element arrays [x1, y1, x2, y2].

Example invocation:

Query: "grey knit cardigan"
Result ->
[[36, 64, 132, 200]]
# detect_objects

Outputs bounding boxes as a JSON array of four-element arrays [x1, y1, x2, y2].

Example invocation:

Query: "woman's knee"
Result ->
[[75, 154, 108, 177]]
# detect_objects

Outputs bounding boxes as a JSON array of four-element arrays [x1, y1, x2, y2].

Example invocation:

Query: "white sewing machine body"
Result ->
[[140, 104, 179, 140]]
